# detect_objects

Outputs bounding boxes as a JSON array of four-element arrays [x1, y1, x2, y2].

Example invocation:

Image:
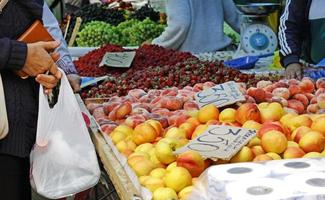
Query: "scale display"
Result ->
[[241, 23, 278, 55]]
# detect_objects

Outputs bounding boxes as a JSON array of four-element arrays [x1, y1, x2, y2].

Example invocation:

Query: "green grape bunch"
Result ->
[[76, 18, 166, 47], [76, 21, 121, 47]]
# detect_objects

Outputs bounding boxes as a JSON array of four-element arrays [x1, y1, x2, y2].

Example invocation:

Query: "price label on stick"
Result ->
[[195, 81, 245, 108], [174, 125, 256, 160], [99, 51, 136, 68]]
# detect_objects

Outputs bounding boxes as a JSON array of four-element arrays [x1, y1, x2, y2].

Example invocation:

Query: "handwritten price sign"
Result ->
[[174, 125, 256, 160], [99, 51, 136, 68], [195, 81, 245, 108]]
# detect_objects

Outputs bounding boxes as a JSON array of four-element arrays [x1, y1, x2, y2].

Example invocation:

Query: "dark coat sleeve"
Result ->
[[278, 0, 309, 67], [0, 38, 27, 70]]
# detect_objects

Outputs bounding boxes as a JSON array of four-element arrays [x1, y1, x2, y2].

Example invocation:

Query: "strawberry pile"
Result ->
[[74, 44, 195, 77]]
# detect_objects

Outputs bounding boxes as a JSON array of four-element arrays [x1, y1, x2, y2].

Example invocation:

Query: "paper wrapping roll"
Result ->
[[266, 159, 322, 175], [284, 172, 325, 199], [207, 162, 271, 181], [226, 178, 293, 200]]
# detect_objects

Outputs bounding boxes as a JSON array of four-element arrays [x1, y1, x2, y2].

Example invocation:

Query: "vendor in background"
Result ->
[[279, 0, 325, 79], [0, 1, 80, 199], [149, 0, 241, 54]]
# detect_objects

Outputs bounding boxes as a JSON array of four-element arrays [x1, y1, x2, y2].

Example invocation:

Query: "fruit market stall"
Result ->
[[70, 41, 325, 200]]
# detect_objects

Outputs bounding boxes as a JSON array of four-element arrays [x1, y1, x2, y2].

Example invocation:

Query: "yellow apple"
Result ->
[[153, 187, 178, 200], [130, 158, 156, 177], [287, 115, 313, 132], [283, 147, 305, 159], [287, 141, 299, 148], [219, 108, 236, 123], [135, 143, 154, 153], [191, 124, 209, 139], [155, 139, 178, 165], [280, 113, 298, 129], [144, 177, 165, 192], [247, 137, 261, 147], [251, 146, 265, 157], [166, 162, 177, 172], [230, 146, 254, 163], [261, 130, 287, 154], [110, 131, 127, 144], [299, 131, 325, 153], [178, 186, 193, 200], [198, 104, 219, 123], [165, 167, 192, 193], [150, 168, 167, 179], [259, 102, 284, 123], [165, 127, 187, 139], [139, 176, 151, 185], [303, 152, 325, 158], [114, 125, 134, 136], [265, 152, 282, 160], [242, 120, 262, 130]]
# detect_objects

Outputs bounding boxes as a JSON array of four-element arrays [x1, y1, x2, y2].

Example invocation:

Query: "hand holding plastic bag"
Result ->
[[30, 70, 100, 199]]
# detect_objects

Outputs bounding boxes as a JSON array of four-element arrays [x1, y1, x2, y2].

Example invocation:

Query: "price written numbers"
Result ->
[[99, 51, 136, 68], [174, 125, 256, 160], [195, 81, 245, 108]]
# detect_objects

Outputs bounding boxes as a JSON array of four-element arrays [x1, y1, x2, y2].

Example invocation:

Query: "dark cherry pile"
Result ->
[[74, 44, 196, 77]]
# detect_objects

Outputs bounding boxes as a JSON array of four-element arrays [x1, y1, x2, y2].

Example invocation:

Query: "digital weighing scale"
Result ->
[[234, 0, 281, 56]]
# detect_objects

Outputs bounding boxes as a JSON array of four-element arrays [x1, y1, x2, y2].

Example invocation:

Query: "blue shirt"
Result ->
[[43, 3, 77, 74]]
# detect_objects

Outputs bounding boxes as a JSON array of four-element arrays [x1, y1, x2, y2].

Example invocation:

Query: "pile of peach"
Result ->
[[86, 82, 226, 135], [245, 78, 325, 115], [101, 100, 325, 200]]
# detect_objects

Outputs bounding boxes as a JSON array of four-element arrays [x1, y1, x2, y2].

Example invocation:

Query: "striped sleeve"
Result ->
[[278, 0, 309, 67]]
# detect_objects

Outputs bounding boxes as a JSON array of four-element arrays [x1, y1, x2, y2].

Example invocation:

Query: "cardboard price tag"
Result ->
[[99, 51, 136, 68], [174, 125, 256, 160], [195, 81, 245, 108]]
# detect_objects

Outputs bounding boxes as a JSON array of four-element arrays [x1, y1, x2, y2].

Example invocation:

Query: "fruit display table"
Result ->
[[73, 43, 325, 200], [76, 95, 142, 200]]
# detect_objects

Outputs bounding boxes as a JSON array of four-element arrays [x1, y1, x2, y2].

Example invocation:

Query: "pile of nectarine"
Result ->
[[246, 78, 325, 114]]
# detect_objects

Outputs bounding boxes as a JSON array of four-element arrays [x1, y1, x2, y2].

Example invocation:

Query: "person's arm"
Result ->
[[151, 0, 191, 50], [43, 3, 81, 91], [222, 0, 241, 33], [279, 0, 308, 79], [0, 38, 27, 71], [43, 3, 77, 75]]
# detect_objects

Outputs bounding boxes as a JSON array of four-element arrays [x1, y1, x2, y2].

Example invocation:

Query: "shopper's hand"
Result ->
[[22, 41, 61, 78], [285, 63, 303, 80], [35, 51, 62, 95], [67, 74, 81, 92]]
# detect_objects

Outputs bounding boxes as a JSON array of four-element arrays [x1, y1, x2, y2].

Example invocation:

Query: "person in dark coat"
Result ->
[[279, 0, 325, 79], [0, 0, 79, 199]]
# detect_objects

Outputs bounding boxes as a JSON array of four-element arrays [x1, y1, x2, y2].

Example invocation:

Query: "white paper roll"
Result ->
[[266, 158, 322, 176], [207, 163, 271, 181], [285, 172, 325, 196], [226, 178, 293, 200]]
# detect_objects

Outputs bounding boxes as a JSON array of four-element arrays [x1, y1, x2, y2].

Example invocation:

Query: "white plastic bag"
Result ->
[[30, 71, 100, 199]]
